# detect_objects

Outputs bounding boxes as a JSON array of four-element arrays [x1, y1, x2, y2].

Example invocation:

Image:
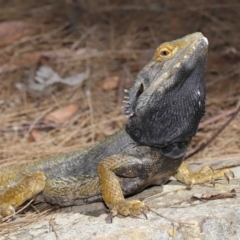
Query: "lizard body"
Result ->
[[0, 32, 231, 219], [0, 129, 181, 216]]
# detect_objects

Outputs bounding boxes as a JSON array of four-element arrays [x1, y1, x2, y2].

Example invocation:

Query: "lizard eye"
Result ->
[[160, 50, 170, 56], [155, 45, 173, 61], [136, 83, 144, 98]]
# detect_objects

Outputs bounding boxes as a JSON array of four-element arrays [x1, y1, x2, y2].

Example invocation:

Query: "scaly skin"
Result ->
[[0, 129, 182, 217], [0, 33, 232, 220]]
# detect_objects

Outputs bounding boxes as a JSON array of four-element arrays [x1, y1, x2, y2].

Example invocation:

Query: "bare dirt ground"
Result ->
[[0, 0, 239, 238]]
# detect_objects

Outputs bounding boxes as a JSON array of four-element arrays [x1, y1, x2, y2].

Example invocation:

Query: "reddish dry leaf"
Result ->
[[0, 21, 33, 46], [0, 63, 18, 74], [96, 76, 120, 91], [28, 129, 42, 142], [102, 76, 120, 90], [192, 189, 236, 201], [43, 104, 79, 124]]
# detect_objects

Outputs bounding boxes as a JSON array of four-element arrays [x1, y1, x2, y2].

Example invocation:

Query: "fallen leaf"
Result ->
[[95, 76, 120, 91], [43, 104, 79, 124], [0, 21, 33, 46], [192, 189, 236, 201], [0, 63, 18, 74], [28, 129, 42, 142]]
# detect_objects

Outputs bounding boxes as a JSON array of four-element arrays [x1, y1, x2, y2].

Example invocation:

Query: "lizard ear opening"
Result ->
[[136, 84, 144, 98]]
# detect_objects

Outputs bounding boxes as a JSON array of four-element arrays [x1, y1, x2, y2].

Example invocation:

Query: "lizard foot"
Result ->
[[196, 165, 234, 186], [0, 203, 15, 220], [174, 163, 234, 188], [109, 200, 149, 217], [0, 171, 46, 219]]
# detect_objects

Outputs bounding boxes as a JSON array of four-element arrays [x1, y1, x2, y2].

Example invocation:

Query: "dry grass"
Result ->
[[0, 0, 240, 232]]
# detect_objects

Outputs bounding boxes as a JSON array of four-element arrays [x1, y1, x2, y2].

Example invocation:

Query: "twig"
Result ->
[[186, 104, 240, 159], [198, 107, 238, 129], [0, 122, 59, 133], [0, 108, 92, 133], [71, 25, 98, 51], [150, 209, 194, 225], [27, 108, 54, 135], [50, 218, 60, 240], [2, 199, 34, 223], [188, 155, 240, 171], [86, 90, 95, 143]]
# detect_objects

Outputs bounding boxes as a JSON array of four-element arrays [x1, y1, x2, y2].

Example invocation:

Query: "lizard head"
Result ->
[[125, 32, 208, 155]]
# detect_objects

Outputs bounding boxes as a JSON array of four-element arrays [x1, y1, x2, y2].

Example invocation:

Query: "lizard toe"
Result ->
[[109, 200, 149, 217], [0, 203, 15, 219]]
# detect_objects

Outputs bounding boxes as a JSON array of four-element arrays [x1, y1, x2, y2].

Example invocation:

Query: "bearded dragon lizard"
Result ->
[[0, 32, 232, 220]]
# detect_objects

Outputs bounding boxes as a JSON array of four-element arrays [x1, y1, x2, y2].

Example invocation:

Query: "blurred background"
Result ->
[[0, 0, 239, 168]]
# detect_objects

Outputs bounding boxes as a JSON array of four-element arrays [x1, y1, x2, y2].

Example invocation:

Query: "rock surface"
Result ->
[[0, 167, 240, 240]]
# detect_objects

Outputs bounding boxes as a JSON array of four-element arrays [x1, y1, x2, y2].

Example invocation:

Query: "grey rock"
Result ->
[[0, 171, 240, 240]]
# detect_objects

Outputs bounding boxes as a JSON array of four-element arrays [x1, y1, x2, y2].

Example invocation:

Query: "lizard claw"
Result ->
[[0, 203, 15, 220], [109, 200, 149, 218], [224, 169, 234, 183]]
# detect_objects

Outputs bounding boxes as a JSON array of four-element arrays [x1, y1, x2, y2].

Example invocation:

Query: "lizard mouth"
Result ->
[[202, 37, 208, 45]]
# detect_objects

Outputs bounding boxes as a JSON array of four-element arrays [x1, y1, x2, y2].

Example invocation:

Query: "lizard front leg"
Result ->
[[98, 154, 149, 217], [174, 162, 234, 188], [0, 172, 46, 218]]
